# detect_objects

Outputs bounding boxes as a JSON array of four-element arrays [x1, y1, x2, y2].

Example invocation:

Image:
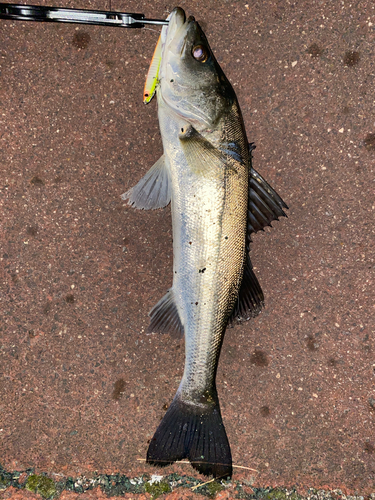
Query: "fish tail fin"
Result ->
[[147, 391, 232, 478]]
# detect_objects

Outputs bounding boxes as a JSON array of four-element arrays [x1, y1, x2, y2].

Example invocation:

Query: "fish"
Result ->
[[122, 7, 288, 478]]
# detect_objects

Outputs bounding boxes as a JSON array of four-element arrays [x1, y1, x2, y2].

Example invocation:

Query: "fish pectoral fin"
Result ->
[[121, 154, 171, 210], [147, 288, 184, 338], [230, 256, 264, 322], [247, 165, 288, 234], [179, 125, 239, 176]]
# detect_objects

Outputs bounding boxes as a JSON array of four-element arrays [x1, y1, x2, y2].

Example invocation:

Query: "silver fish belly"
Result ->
[[122, 7, 288, 478]]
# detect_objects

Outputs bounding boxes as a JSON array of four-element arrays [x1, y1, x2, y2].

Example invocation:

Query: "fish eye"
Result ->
[[192, 45, 209, 63]]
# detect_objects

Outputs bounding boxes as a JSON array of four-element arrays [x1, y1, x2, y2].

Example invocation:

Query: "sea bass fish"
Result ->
[[123, 7, 287, 478]]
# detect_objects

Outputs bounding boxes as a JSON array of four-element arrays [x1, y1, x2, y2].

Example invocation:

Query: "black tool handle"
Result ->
[[0, 3, 167, 28]]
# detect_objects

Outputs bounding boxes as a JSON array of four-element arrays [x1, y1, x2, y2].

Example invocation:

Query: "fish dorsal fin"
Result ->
[[248, 149, 288, 234], [229, 256, 264, 322], [147, 288, 184, 338], [248, 166, 288, 233], [179, 126, 240, 175], [229, 147, 287, 322], [121, 154, 171, 210]]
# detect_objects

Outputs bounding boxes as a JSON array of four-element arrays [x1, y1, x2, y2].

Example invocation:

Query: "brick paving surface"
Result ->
[[0, 0, 374, 497]]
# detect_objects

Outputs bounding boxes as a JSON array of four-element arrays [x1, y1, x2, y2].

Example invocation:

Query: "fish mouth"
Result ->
[[160, 7, 187, 55], [159, 8, 186, 89], [159, 8, 203, 120]]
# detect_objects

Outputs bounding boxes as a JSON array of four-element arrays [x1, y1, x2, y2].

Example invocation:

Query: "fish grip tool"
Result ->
[[0, 3, 169, 28]]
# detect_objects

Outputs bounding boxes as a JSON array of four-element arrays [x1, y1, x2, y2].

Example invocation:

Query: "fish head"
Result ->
[[158, 7, 235, 131]]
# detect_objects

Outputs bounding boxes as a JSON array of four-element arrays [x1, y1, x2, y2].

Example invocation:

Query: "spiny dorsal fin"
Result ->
[[247, 146, 288, 234], [147, 288, 184, 338], [121, 154, 171, 210]]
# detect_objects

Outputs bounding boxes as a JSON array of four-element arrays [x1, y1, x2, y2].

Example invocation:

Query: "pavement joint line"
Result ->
[[0, 464, 374, 499]]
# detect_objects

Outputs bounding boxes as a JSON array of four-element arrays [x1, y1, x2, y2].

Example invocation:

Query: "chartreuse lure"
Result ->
[[143, 33, 162, 103]]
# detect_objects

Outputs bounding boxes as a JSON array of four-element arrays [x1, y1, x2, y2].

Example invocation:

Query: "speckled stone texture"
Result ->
[[0, 0, 374, 497]]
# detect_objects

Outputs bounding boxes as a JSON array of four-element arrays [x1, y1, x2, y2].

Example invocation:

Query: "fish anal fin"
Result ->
[[121, 154, 171, 210], [147, 289, 184, 338], [147, 390, 232, 479], [230, 257, 264, 322]]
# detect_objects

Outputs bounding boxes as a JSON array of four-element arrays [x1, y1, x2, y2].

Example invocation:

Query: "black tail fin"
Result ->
[[147, 392, 232, 478]]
